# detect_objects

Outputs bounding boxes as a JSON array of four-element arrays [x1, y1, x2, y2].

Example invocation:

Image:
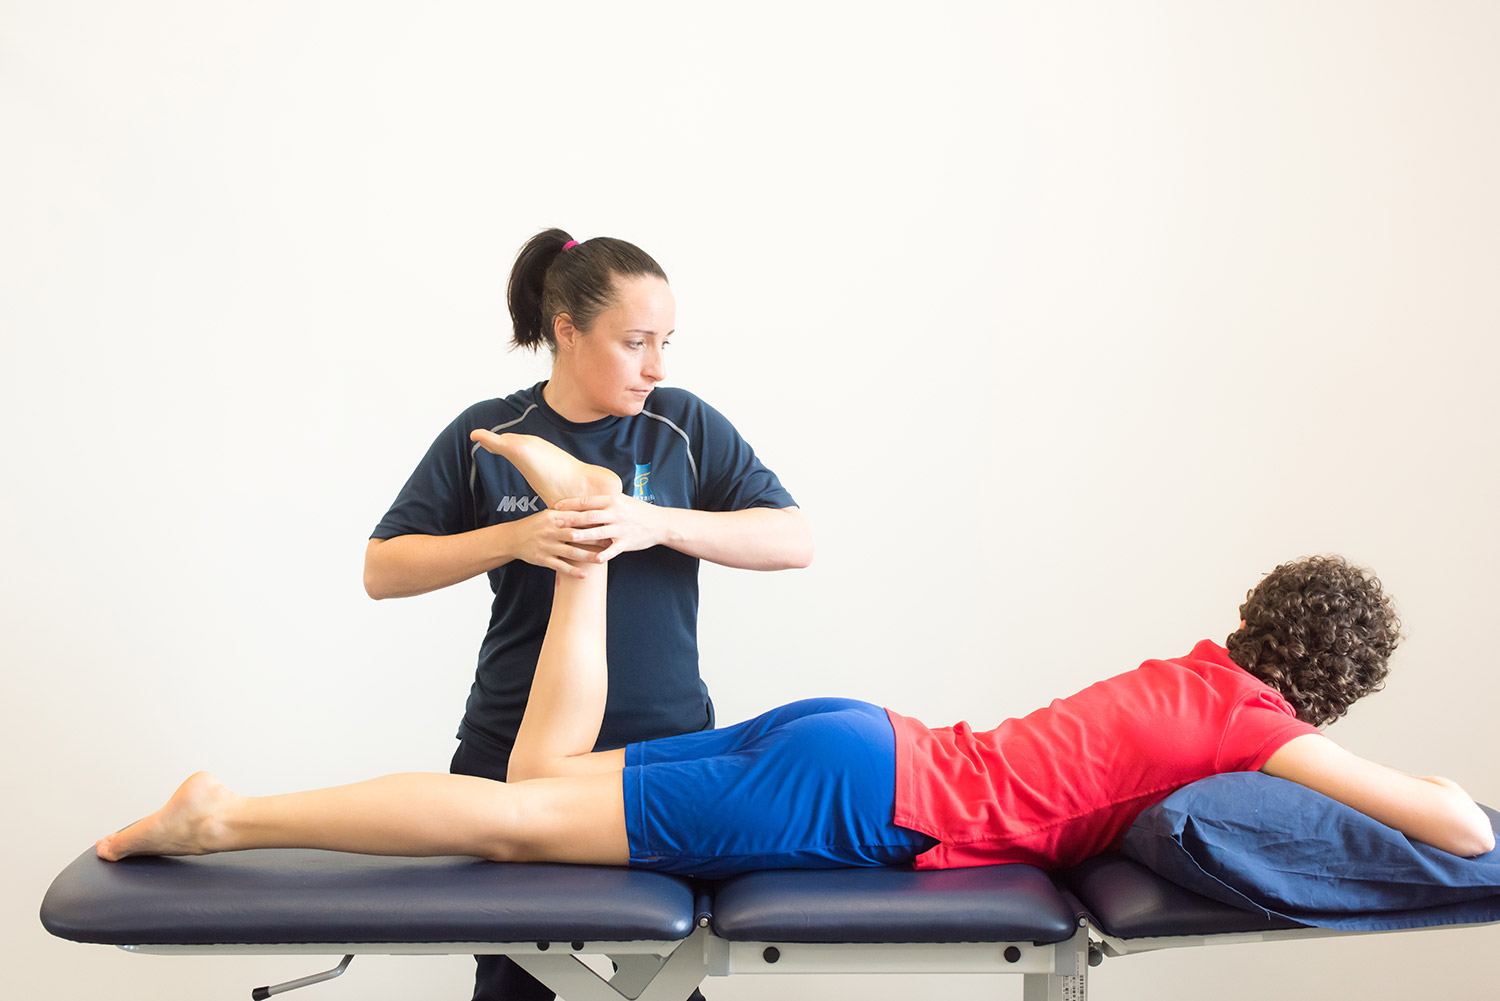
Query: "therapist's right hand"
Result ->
[[511, 508, 606, 578]]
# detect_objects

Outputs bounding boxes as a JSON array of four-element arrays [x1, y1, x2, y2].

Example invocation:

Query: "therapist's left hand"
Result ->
[[551, 493, 670, 562]]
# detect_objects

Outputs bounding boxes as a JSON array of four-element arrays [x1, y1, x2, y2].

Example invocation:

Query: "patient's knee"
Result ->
[[504, 755, 553, 784], [474, 790, 534, 862]]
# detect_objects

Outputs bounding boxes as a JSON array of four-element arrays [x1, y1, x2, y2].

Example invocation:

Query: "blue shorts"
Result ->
[[622, 698, 936, 877]]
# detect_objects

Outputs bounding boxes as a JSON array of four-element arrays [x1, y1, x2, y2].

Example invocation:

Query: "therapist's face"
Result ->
[[555, 275, 675, 420]]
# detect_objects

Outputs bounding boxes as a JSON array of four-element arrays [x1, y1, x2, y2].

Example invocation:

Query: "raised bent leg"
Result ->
[[507, 559, 628, 782], [468, 432, 628, 782]]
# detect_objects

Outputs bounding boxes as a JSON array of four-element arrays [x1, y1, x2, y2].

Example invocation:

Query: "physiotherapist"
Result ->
[[364, 228, 813, 1001]]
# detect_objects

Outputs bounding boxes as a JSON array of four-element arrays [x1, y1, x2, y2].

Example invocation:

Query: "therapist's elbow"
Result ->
[[364, 569, 392, 601], [782, 536, 814, 570], [363, 540, 396, 600], [778, 508, 815, 569], [364, 573, 391, 600]]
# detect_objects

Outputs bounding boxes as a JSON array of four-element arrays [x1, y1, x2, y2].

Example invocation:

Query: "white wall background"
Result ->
[[5, 2, 1498, 998]]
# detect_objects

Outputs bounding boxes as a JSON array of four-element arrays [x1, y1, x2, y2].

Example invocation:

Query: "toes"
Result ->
[[469, 430, 502, 452]]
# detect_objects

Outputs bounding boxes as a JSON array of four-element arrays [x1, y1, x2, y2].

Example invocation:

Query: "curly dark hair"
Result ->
[[1225, 555, 1401, 727]]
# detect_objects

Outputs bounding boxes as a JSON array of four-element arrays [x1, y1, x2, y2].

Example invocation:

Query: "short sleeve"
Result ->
[[688, 398, 796, 513], [370, 413, 478, 539], [1217, 689, 1322, 773]]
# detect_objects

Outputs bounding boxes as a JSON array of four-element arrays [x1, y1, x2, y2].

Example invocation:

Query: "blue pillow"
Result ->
[[1122, 772, 1500, 931]]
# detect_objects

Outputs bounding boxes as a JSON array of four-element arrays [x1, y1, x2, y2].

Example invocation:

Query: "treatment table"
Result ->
[[39, 845, 1460, 1001]]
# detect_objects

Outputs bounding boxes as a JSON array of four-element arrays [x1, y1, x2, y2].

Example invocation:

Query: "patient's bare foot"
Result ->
[[96, 772, 237, 861], [469, 431, 623, 507]]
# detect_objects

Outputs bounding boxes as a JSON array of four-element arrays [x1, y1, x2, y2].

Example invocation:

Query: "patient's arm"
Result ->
[[1261, 734, 1495, 857]]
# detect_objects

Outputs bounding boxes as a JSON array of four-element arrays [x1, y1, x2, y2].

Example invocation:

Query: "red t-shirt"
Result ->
[[887, 639, 1321, 870]]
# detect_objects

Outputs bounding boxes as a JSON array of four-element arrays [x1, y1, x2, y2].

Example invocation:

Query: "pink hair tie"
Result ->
[[562, 240, 580, 251]]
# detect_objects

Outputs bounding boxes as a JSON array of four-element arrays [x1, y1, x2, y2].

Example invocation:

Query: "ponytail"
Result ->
[[507, 228, 574, 350], [505, 229, 669, 353]]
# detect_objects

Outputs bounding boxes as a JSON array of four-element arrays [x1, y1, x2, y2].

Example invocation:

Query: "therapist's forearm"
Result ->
[[659, 506, 813, 571], [364, 526, 518, 599]]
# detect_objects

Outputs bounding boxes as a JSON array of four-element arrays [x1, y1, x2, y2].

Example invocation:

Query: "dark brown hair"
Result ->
[[506, 228, 668, 352], [1226, 555, 1401, 727]]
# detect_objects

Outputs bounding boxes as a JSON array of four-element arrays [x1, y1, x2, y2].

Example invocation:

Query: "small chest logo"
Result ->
[[633, 463, 655, 505], [496, 495, 544, 514]]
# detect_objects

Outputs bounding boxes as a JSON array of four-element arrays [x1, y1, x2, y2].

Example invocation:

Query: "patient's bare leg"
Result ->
[[506, 560, 624, 782], [98, 436, 632, 862], [96, 575, 627, 864], [95, 769, 627, 863], [468, 432, 627, 781]]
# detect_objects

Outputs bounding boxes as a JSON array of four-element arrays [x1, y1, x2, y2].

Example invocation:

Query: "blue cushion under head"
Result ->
[[1122, 772, 1500, 931]]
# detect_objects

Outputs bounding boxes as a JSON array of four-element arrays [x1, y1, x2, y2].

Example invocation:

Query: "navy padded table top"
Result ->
[[44, 847, 1292, 951], [1060, 853, 1304, 939], [710, 864, 1079, 944], [41, 848, 698, 946]]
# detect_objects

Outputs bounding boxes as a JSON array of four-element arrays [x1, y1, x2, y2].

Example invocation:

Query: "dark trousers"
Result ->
[[449, 739, 706, 1001]]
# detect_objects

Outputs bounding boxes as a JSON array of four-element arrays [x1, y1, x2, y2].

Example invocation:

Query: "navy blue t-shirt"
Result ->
[[372, 383, 796, 754]]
